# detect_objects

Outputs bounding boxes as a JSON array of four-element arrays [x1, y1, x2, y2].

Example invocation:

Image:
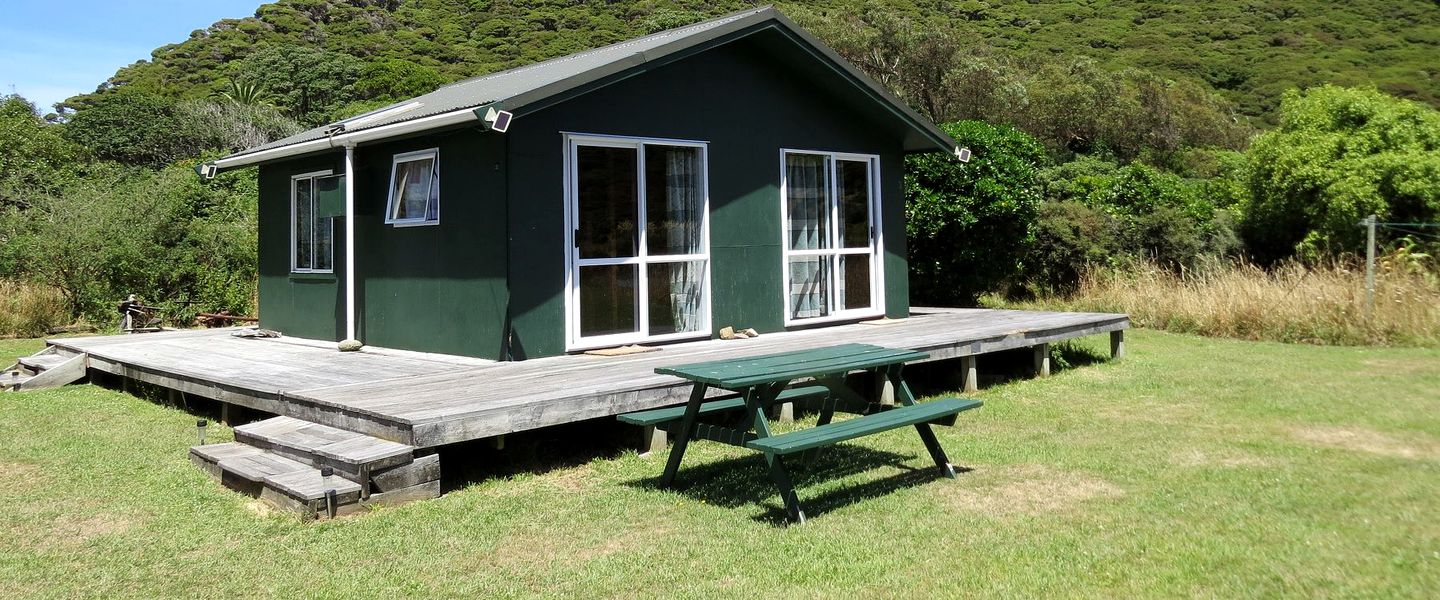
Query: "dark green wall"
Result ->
[[258, 154, 346, 341], [257, 131, 509, 358], [504, 32, 911, 359]]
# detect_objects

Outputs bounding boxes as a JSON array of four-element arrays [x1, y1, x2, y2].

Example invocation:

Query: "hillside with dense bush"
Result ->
[[56, 0, 1440, 124]]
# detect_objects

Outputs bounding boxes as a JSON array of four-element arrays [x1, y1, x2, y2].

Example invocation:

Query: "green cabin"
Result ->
[[207, 6, 959, 361]]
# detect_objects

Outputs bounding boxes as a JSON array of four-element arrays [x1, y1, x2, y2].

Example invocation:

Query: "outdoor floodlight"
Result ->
[[956, 147, 972, 163], [481, 106, 514, 133]]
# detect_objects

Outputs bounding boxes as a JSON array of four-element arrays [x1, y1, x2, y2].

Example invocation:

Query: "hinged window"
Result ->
[[292, 171, 341, 273], [385, 149, 440, 226]]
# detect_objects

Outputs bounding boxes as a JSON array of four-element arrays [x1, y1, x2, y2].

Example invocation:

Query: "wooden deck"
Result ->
[[49, 308, 1128, 448]]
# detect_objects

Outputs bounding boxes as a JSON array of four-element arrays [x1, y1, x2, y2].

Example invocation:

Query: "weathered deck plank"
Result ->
[[51, 308, 1128, 447]]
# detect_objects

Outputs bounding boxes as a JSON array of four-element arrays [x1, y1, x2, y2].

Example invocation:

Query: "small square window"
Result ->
[[386, 149, 439, 225]]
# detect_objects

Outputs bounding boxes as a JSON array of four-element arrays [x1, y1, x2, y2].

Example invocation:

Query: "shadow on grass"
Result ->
[[626, 444, 969, 525], [438, 417, 635, 493]]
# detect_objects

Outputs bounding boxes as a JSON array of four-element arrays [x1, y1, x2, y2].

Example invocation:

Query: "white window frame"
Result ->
[[385, 148, 441, 227], [779, 149, 886, 326], [562, 133, 713, 351], [290, 169, 335, 274]]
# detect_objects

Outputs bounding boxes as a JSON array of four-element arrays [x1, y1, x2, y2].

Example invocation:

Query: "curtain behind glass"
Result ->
[[391, 157, 434, 220], [646, 146, 700, 256], [786, 154, 829, 251], [645, 145, 702, 333], [294, 179, 312, 270]]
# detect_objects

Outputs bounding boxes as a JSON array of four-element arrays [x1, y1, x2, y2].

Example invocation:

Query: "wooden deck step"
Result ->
[[18, 353, 68, 371], [264, 468, 362, 504], [5, 349, 87, 392], [235, 416, 414, 477], [190, 441, 367, 518]]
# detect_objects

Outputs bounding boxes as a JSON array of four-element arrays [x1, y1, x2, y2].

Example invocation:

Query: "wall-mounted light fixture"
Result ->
[[477, 106, 514, 133]]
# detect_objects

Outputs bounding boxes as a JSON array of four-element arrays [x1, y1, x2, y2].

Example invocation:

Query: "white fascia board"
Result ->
[[210, 107, 481, 170]]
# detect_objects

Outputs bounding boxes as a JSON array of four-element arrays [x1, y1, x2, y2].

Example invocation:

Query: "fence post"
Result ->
[[1364, 214, 1376, 320]]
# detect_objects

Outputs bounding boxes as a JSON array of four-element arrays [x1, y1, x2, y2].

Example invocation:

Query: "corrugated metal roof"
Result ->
[[219, 6, 955, 164]]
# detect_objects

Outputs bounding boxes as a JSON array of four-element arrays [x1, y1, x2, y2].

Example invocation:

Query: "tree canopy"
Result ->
[[1241, 85, 1440, 261]]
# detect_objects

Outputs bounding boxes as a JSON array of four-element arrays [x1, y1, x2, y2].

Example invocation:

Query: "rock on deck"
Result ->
[[49, 308, 1128, 448]]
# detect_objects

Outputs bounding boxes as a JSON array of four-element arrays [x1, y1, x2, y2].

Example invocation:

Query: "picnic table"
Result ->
[[621, 343, 981, 523]]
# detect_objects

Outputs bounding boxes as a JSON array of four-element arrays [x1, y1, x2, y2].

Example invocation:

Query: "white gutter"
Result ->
[[209, 107, 481, 170], [343, 143, 357, 343]]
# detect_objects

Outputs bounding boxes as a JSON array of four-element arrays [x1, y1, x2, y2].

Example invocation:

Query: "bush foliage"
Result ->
[[905, 121, 1045, 305], [1240, 85, 1440, 262]]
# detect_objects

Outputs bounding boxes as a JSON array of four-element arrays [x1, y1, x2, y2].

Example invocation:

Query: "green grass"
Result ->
[[2, 330, 1437, 597], [0, 338, 44, 367]]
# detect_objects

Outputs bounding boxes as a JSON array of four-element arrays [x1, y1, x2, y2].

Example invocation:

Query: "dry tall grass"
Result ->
[[1002, 256, 1440, 347], [0, 280, 70, 338]]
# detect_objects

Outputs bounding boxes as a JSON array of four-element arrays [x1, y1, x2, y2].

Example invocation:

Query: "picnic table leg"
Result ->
[[801, 381, 840, 466], [745, 382, 807, 523], [659, 383, 709, 488], [766, 454, 806, 524], [886, 365, 958, 480]]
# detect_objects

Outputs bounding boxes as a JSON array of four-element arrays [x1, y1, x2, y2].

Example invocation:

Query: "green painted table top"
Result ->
[[655, 343, 930, 389]]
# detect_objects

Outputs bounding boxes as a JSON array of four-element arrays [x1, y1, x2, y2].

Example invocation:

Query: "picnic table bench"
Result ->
[[621, 343, 981, 523]]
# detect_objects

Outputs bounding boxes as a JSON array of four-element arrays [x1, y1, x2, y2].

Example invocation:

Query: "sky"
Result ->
[[0, 0, 263, 112]]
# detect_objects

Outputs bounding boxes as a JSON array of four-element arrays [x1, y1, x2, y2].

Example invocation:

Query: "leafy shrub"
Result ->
[[905, 121, 1046, 305], [61, 90, 197, 167], [1027, 201, 1114, 293], [1241, 85, 1440, 262]]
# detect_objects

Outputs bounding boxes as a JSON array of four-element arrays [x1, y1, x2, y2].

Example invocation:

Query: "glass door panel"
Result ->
[[647, 260, 704, 335], [839, 254, 871, 310], [645, 145, 703, 256], [837, 159, 871, 249], [579, 264, 638, 337], [785, 153, 831, 251], [788, 256, 830, 320], [576, 145, 638, 260]]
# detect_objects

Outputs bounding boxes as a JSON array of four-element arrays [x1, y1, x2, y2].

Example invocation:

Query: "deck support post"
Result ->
[[1033, 343, 1051, 377], [639, 425, 668, 456], [1110, 330, 1126, 359], [875, 376, 896, 406], [220, 402, 231, 427], [960, 356, 978, 393], [775, 402, 795, 423]]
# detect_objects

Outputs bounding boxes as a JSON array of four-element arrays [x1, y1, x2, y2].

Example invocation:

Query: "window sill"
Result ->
[[783, 310, 886, 329], [289, 272, 336, 282], [387, 219, 440, 228]]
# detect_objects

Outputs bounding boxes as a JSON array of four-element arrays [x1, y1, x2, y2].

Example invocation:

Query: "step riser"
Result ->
[[373, 454, 440, 492], [191, 439, 440, 519], [234, 430, 419, 486], [234, 431, 368, 482]]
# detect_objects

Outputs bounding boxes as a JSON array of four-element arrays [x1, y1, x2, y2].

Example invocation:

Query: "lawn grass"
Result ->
[[1, 329, 1437, 597], [0, 338, 45, 366]]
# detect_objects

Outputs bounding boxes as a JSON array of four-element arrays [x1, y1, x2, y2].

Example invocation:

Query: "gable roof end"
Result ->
[[208, 6, 957, 171]]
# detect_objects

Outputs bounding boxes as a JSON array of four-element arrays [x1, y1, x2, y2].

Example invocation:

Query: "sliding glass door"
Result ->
[[567, 135, 710, 349], [782, 150, 883, 324]]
